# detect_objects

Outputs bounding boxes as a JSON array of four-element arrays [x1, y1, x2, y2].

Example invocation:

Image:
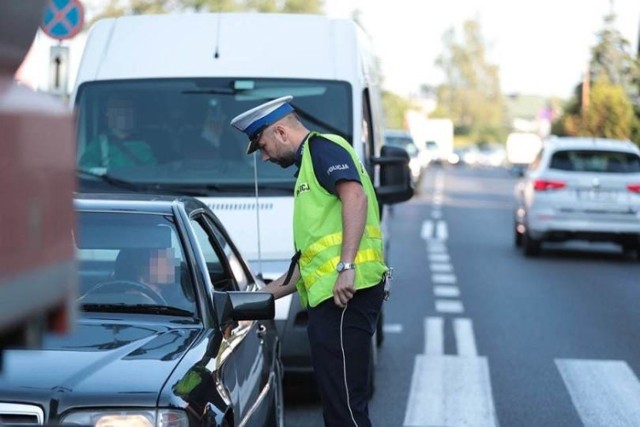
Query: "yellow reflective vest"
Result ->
[[293, 132, 388, 308]]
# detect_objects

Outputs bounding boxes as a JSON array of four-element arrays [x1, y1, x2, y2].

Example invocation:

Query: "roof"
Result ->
[[75, 13, 369, 86], [545, 136, 639, 154], [384, 129, 412, 137], [74, 192, 207, 214]]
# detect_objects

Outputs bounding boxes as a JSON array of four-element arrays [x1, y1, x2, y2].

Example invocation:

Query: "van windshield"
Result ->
[[75, 78, 352, 193]]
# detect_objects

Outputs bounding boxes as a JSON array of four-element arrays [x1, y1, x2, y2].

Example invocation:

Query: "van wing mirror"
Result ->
[[372, 145, 414, 205]]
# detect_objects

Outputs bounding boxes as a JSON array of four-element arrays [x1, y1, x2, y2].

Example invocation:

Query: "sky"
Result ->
[[323, 0, 640, 100]]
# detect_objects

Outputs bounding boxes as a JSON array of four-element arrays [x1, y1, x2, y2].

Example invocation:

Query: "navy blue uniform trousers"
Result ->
[[307, 281, 385, 427]]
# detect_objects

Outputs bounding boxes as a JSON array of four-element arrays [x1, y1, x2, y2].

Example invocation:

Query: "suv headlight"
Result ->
[[60, 409, 188, 427]]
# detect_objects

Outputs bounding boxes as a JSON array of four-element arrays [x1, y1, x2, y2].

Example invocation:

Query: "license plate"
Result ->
[[576, 190, 618, 202]]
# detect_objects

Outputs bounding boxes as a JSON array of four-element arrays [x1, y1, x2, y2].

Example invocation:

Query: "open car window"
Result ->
[[76, 211, 197, 314]]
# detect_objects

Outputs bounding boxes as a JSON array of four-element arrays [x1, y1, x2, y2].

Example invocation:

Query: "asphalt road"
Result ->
[[284, 164, 640, 427]]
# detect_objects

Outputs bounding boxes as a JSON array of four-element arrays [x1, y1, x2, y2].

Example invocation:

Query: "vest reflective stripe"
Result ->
[[293, 132, 388, 308], [301, 249, 385, 290], [300, 225, 382, 265]]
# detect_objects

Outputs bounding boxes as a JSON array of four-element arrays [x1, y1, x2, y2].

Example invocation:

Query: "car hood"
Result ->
[[0, 318, 202, 404]]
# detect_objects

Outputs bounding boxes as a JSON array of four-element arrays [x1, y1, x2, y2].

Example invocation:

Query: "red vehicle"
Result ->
[[0, 1, 76, 365]]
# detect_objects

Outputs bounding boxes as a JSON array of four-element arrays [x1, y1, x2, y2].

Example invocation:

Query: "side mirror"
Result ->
[[213, 291, 274, 324], [372, 145, 414, 205]]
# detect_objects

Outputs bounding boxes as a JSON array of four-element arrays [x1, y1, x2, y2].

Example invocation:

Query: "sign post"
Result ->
[[49, 45, 69, 96], [40, 0, 84, 96]]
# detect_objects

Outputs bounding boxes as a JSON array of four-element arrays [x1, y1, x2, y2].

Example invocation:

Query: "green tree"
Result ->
[[553, 7, 639, 144], [590, 9, 640, 97], [435, 19, 505, 142], [90, 0, 324, 23], [582, 77, 634, 139], [382, 90, 414, 130]]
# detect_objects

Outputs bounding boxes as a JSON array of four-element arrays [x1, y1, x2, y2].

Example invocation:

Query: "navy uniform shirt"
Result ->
[[294, 134, 361, 195]]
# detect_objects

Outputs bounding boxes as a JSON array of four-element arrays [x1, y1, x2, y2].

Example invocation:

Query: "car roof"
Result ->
[[74, 192, 208, 215], [384, 129, 413, 138], [545, 136, 639, 153]]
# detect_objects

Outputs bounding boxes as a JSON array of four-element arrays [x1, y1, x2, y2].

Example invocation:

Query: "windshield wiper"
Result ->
[[76, 169, 154, 192], [222, 183, 294, 192], [150, 184, 224, 196], [81, 303, 194, 317], [77, 170, 214, 196]]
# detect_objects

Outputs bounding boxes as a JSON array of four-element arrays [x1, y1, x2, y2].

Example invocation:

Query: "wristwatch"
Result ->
[[336, 261, 356, 273]]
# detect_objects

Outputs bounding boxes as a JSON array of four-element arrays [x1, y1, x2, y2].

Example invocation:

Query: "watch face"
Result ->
[[337, 262, 345, 272]]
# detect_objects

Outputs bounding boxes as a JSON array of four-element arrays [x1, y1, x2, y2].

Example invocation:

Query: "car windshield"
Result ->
[[549, 150, 640, 173], [75, 211, 197, 315], [75, 78, 352, 192]]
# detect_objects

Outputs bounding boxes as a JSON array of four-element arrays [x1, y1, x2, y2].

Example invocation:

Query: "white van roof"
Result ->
[[75, 13, 372, 87]]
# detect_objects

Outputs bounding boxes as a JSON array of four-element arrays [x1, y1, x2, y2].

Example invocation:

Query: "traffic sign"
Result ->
[[41, 0, 84, 40]]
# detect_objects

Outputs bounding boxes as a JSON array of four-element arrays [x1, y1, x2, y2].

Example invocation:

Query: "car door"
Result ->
[[189, 213, 269, 424]]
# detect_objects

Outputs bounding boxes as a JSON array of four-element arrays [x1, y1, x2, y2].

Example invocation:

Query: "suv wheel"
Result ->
[[523, 231, 541, 257]]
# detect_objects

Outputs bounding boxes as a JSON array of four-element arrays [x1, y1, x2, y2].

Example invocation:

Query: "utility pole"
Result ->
[[582, 63, 590, 114]]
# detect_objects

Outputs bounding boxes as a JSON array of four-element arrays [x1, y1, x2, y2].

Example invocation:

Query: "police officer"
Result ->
[[230, 96, 388, 427]]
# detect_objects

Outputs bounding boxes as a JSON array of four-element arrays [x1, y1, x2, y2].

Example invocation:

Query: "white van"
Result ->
[[73, 12, 412, 386]]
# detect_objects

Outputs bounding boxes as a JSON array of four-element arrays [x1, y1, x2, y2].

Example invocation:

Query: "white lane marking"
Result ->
[[432, 274, 457, 284], [434, 285, 460, 298], [274, 294, 292, 320], [425, 317, 444, 355], [429, 253, 450, 263], [430, 263, 453, 273], [431, 210, 442, 219], [404, 355, 498, 427], [435, 299, 464, 313], [433, 194, 444, 205], [383, 323, 403, 334], [421, 220, 434, 240], [436, 220, 448, 240], [427, 242, 447, 253], [454, 318, 478, 357], [556, 359, 640, 426]]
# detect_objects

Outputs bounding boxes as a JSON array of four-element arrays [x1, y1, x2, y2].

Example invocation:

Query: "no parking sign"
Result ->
[[41, 0, 84, 40]]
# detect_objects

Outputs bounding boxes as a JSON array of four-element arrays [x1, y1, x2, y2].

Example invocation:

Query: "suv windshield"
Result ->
[[549, 150, 640, 173], [75, 78, 352, 192], [76, 211, 196, 315]]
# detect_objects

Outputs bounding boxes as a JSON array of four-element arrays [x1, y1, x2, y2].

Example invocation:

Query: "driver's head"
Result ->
[[105, 95, 136, 138], [114, 248, 175, 285], [147, 248, 176, 284], [113, 248, 148, 281]]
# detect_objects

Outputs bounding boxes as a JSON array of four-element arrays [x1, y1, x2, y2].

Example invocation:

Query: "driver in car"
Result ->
[[113, 247, 178, 303]]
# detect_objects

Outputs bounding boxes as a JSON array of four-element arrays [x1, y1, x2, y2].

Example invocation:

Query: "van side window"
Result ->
[[361, 89, 374, 171]]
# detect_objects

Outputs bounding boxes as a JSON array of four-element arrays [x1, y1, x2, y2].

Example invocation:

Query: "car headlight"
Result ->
[[60, 409, 188, 427]]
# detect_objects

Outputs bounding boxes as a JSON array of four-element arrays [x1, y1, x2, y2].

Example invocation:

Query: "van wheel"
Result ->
[[523, 231, 541, 257], [622, 242, 640, 260]]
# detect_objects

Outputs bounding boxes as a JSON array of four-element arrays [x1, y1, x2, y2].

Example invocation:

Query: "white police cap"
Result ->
[[230, 95, 294, 154]]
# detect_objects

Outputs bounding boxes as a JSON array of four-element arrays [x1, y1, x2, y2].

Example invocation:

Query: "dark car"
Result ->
[[0, 193, 283, 426]]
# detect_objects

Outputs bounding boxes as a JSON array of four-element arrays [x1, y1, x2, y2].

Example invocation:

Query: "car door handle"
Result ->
[[256, 323, 267, 339]]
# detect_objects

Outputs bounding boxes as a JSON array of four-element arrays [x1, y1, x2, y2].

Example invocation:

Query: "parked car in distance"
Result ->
[[475, 142, 506, 168], [514, 137, 640, 257], [0, 193, 283, 427], [385, 129, 424, 184]]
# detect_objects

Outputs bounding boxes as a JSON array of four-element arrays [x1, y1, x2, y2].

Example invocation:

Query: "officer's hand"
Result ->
[[333, 270, 356, 308]]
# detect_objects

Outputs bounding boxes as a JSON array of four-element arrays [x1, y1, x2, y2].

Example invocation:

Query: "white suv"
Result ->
[[514, 136, 640, 257]]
